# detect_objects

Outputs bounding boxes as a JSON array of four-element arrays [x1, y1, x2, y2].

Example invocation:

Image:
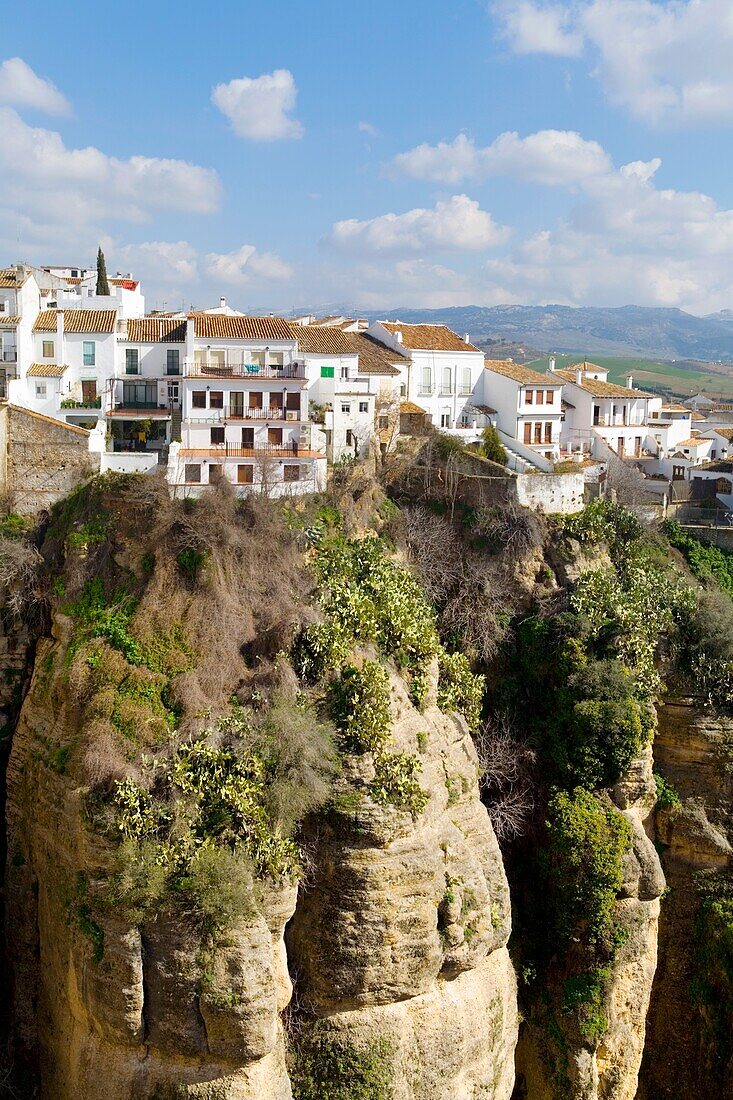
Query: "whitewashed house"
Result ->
[[555, 362, 662, 459], [294, 325, 407, 460], [481, 359, 564, 465], [167, 314, 326, 497], [0, 265, 44, 397], [366, 321, 487, 436]]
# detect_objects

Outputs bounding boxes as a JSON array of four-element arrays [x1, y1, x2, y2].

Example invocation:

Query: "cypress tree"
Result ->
[[96, 246, 110, 296]]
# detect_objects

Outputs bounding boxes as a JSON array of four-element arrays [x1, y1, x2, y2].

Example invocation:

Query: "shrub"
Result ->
[[664, 520, 733, 597], [369, 751, 429, 816], [563, 499, 643, 553], [544, 788, 632, 951], [437, 650, 485, 733], [174, 846, 254, 932], [290, 1034, 396, 1100], [562, 967, 611, 1044], [654, 772, 680, 809], [330, 661, 391, 754], [480, 425, 507, 465]]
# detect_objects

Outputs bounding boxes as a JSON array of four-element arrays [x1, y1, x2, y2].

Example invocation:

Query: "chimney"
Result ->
[[575, 367, 583, 385], [395, 329, 403, 344], [626, 373, 634, 389], [219, 296, 226, 310], [549, 355, 556, 372], [464, 333, 471, 344], [56, 308, 64, 359]]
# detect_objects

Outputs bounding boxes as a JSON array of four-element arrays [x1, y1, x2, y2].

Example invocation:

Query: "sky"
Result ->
[[3, 0, 733, 315]]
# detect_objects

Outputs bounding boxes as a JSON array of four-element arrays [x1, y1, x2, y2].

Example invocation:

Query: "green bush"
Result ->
[[664, 519, 733, 596], [654, 772, 681, 809], [369, 751, 428, 816], [480, 425, 507, 465], [545, 788, 632, 951], [290, 1034, 395, 1100], [437, 650, 485, 733], [562, 967, 611, 1043], [330, 661, 391, 754], [563, 499, 643, 553]]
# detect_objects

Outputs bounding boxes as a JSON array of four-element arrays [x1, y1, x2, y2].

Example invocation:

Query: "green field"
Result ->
[[526, 354, 733, 399]]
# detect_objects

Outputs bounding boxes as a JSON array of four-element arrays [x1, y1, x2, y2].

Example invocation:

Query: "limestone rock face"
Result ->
[[287, 664, 518, 1099], [639, 700, 733, 1099], [515, 744, 664, 1100], [5, 634, 518, 1099], [4, 635, 297, 1100]]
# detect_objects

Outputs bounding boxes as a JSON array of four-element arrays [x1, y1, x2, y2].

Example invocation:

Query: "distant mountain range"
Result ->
[[353, 305, 733, 362]]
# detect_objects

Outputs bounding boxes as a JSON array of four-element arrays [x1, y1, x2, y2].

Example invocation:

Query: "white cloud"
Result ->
[[115, 240, 200, 285], [495, 0, 583, 55], [325, 195, 510, 255], [391, 129, 611, 185], [204, 245, 293, 283], [0, 57, 71, 116], [211, 69, 303, 141], [495, 0, 733, 124], [0, 107, 221, 233], [358, 120, 379, 136]]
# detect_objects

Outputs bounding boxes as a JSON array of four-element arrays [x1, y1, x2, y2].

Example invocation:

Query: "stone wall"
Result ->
[[515, 472, 585, 514], [0, 403, 98, 516]]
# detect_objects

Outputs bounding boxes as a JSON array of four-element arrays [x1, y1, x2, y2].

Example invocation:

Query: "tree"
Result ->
[[96, 247, 110, 296], [480, 424, 507, 465]]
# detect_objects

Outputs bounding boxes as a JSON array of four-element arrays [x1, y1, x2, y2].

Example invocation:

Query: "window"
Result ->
[[400, 383, 407, 398], [268, 427, 283, 445], [42, 340, 54, 359], [523, 422, 532, 444], [545, 390, 555, 405], [420, 366, 432, 395], [242, 428, 254, 446], [378, 415, 389, 430], [185, 464, 201, 483], [125, 348, 139, 375], [525, 389, 533, 404], [283, 464, 300, 482], [440, 412, 451, 428], [209, 390, 223, 409], [534, 423, 542, 443], [210, 426, 225, 445], [340, 365, 350, 380], [122, 381, 156, 408], [35, 383, 47, 398], [249, 391, 263, 409], [536, 390, 544, 404], [83, 341, 95, 366], [286, 393, 300, 411], [341, 403, 351, 415], [166, 349, 180, 375], [441, 366, 452, 394], [359, 401, 369, 413], [321, 365, 335, 379], [346, 430, 354, 446], [270, 352, 284, 370], [237, 464, 254, 484], [461, 367, 472, 395], [544, 422, 552, 443], [192, 391, 206, 409]]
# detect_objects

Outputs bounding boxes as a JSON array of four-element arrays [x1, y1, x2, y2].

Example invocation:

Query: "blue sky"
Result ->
[[2, 0, 733, 314]]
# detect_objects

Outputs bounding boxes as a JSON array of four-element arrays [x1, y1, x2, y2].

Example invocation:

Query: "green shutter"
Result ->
[[321, 365, 335, 378]]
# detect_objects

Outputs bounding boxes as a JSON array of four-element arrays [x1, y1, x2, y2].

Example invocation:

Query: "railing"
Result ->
[[0, 347, 17, 362], [185, 361, 305, 380], [187, 406, 299, 423], [180, 443, 325, 459], [60, 397, 102, 409]]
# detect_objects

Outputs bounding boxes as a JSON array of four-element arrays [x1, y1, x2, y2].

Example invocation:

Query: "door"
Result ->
[[167, 382, 180, 409], [268, 427, 283, 445], [617, 437, 625, 457], [81, 380, 97, 405], [230, 391, 244, 418]]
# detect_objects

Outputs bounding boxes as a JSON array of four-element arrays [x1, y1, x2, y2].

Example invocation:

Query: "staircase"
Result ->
[[171, 408, 182, 442]]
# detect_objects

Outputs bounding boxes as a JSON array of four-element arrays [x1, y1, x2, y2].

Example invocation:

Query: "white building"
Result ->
[[481, 359, 564, 465], [294, 325, 407, 460], [366, 321, 488, 436], [555, 362, 662, 459], [109, 316, 187, 458], [167, 314, 326, 497]]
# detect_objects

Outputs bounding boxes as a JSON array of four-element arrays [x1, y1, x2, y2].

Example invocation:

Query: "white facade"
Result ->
[[366, 321, 487, 436], [556, 363, 662, 460], [481, 360, 563, 462]]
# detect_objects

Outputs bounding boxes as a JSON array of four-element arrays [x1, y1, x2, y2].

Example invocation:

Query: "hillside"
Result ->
[[365, 304, 733, 361]]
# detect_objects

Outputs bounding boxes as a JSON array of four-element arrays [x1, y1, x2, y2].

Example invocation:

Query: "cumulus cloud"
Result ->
[[211, 69, 303, 140], [0, 57, 71, 116], [325, 195, 510, 255], [115, 240, 200, 284], [204, 245, 293, 283], [494, 0, 733, 124], [391, 129, 611, 185], [495, 0, 582, 55], [0, 107, 221, 232]]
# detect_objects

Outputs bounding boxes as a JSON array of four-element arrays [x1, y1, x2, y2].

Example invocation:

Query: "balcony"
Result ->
[[60, 397, 102, 410], [180, 443, 324, 459], [187, 406, 300, 423], [0, 347, 17, 363], [185, 360, 305, 381]]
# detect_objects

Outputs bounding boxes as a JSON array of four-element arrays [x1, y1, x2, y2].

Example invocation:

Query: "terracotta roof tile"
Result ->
[[0, 315, 19, 326], [676, 436, 712, 448], [556, 368, 654, 399], [126, 317, 186, 343], [485, 359, 562, 386], [110, 278, 139, 290], [349, 333, 407, 375], [192, 314, 295, 341], [33, 309, 117, 334], [291, 325, 356, 355], [400, 401, 428, 415], [380, 321, 480, 353], [707, 426, 733, 441], [0, 269, 18, 289], [27, 363, 68, 377]]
